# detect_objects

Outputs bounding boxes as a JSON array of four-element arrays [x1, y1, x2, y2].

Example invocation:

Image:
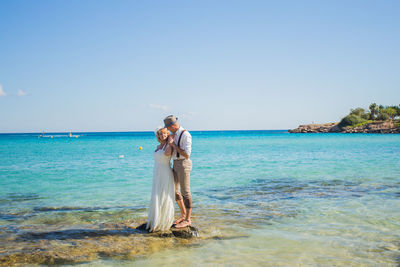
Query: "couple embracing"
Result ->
[[146, 115, 193, 231]]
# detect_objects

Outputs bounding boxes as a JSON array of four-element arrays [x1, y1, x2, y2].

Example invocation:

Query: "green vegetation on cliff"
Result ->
[[338, 104, 400, 128]]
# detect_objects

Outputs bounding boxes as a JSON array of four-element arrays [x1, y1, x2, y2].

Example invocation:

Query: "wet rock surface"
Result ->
[[136, 223, 199, 238], [0, 221, 201, 266]]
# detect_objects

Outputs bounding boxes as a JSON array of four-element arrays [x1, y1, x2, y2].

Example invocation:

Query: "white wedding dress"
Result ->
[[146, 145, 175, 232]]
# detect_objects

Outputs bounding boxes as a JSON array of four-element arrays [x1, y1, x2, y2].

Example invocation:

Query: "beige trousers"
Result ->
[[173, 159, 192, 209]]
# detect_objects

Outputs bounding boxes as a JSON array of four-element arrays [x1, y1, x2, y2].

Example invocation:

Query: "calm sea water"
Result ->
[[0, 131, 399, 266]]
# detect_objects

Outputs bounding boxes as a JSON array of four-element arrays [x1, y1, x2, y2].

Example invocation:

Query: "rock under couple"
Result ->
[[146, 115, 193, 232]]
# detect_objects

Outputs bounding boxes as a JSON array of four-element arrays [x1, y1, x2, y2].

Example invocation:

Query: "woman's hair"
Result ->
[[155, 127, 170, 143]]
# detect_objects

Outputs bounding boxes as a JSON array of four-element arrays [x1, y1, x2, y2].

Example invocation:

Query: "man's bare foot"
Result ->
[[174, 219, 191, 228], [173, 217, 185, 225]]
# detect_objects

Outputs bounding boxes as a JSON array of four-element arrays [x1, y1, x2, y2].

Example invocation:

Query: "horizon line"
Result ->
[[0, 129, 289, 134]]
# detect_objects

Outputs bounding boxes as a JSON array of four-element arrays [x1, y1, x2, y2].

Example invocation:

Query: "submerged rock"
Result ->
[[0, 221, 200, 266]]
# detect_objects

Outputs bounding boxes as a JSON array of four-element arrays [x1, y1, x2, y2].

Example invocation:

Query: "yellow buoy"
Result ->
[[139, 146, 143, 150]]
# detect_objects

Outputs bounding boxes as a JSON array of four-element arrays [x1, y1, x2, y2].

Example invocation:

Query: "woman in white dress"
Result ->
[[146, 127, 175, 232]]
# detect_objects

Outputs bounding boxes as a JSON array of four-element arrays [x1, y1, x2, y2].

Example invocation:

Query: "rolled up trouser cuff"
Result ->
[[183, 196, 192, 209], [175, 192, 183, 201]]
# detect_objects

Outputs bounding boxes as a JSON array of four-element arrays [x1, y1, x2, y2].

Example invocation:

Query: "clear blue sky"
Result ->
[[1, 0, 399, 132]]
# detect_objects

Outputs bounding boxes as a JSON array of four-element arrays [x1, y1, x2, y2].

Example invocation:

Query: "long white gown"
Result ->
[[146, 145, 175, 232]]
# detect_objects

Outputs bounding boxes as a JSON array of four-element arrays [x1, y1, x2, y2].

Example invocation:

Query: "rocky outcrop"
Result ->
[[345, 120, 399, 133], [289, 123, 341, 133], [289, 121, 400, 133]]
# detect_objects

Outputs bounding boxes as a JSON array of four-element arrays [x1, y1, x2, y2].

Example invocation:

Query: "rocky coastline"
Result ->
[[289, 120, 400, 133]]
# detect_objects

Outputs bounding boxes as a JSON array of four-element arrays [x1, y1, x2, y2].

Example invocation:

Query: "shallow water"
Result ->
[[0, 131, 399, 266]]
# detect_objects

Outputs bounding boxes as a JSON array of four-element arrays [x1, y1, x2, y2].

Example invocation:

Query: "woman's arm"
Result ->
[[164, 143, 172, 156], [171, 143, 189, 159], [155, 144, 161, 152]]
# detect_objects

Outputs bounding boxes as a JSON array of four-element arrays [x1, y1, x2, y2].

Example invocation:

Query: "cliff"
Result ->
[[289, 120, 400, 133]]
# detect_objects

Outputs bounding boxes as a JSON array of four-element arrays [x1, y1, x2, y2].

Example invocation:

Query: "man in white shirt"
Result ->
[[164, 115, 193, 228]]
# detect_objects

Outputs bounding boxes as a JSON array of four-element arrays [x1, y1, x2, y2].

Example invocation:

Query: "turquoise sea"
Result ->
[[1, 131, 399, 266]]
